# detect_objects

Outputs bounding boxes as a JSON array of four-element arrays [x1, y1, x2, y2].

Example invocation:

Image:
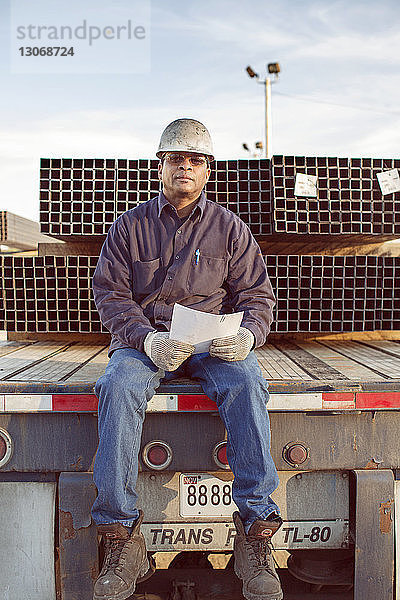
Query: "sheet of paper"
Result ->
[[170, 304, 244, 354], [294, 172, 318, 197], [377, 168, 400, 195]]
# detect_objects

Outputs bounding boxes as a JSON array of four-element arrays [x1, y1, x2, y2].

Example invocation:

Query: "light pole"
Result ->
[[246, 63, 280, 159], [242, 141, 263, 158]]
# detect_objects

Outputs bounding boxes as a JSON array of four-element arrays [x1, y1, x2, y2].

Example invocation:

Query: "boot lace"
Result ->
[[247, 536, 274, 569], [104, 536, 128, 569]]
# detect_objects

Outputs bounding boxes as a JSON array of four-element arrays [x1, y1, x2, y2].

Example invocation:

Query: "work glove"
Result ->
[[144, 331, 195, 371], [209, 327, 255, 362]]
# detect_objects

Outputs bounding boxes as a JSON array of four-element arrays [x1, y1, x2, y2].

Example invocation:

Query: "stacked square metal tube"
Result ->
[[39, 156, 400, 239], [272, 155, 400, 235], [0, 211, 7, 242], [206, 160, 273, 236], [39, 158, 273, 238], [1, 253, 399, 334], [1, 255, 103, 333], [0, 210, 54, 250], [265, 255, 400, 333], [40, 159, 120, 238], [1, 156, 399, 335]]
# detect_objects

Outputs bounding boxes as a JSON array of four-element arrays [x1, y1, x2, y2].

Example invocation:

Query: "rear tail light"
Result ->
[[142, 440, 173, 470], [0, 428, 13, 468], [213, 441, 230, 470], [283, 441, 310, 467]]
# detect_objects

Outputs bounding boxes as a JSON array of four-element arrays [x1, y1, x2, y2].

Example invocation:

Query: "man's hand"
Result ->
[[209, 327, 254, 362], [144, 331, 195, 371]]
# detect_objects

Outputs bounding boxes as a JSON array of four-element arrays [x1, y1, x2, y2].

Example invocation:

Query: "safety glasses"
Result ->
[[164, 153, 208, 167]]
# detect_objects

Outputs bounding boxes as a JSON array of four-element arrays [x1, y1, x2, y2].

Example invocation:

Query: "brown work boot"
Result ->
[[93, 511, 155, 600], [233, 511, 283, 600]]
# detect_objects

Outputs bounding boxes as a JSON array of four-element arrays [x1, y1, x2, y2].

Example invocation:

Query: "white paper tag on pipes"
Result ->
[[294, 173, 318, 197], [377, 169, 400, 195]]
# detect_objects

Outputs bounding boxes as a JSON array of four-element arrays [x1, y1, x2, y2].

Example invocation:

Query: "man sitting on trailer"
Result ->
[[91, 118, 283, 600]]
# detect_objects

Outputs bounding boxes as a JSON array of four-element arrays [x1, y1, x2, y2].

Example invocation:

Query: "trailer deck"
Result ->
[[0, 339, 399, 396]]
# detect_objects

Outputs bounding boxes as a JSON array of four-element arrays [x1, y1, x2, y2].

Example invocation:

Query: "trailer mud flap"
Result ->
[[351, 470, 394, 600], [395, 480, 400, 600], [58, 472, 99, 600], [0, 480, 56, 599]]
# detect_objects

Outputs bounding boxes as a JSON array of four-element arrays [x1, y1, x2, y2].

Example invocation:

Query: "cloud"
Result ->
[[154, 0, 400, 65], [0, 110, 159, 221], [272, 92, 400, 157], [350, 118, 400, 156], [153, 2, 303, 54], [293, 30, 400, 64]]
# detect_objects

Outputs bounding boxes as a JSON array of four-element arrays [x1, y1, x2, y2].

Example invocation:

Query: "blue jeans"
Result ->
[[92, 348, 280, 533]]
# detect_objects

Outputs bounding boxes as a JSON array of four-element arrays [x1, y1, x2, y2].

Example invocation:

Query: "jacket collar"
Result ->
[[157, 190, 206, 219]]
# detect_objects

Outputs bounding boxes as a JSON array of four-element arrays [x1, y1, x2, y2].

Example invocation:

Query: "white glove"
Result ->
[[209, 327, 255, 362], [144, 331, 195, 371]]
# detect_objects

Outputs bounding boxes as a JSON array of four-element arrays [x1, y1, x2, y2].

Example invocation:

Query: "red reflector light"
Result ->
[[142, 441, 172, 470], [147, 445, 168, 466], [217, 445, 228, 465], [213, 441, 230, 470]]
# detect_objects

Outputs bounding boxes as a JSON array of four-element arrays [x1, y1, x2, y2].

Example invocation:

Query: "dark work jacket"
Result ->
[[92, 191, 276, 355]]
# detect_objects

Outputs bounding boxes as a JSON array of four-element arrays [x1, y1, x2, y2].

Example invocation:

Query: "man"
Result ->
[[91, 118, 283, 600]]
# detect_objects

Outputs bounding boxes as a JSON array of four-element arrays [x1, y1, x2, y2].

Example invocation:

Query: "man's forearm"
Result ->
[[92, 217, 156, 352], [93, 285, 155, 352], [239, 295, 275, 348]]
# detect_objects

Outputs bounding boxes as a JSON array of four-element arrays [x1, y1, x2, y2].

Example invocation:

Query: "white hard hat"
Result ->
[[157, 118, 214, 161]]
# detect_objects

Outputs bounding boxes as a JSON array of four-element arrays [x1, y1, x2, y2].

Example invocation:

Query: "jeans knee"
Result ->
[[95, 357, 150, 407], [223, 364, 267, 395], [212, 367, 269, 416], [95, 367, 125, 398], [101, 356, 144, 388]]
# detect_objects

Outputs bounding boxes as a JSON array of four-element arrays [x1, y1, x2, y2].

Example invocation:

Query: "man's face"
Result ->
[[158, 152, 211, 200]]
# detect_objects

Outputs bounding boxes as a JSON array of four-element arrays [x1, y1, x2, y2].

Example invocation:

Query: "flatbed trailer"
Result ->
[[2, 151, 400, 599], [1, 337, 400, 599]]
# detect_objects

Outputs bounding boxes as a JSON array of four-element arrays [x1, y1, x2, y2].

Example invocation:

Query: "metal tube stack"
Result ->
[[0, 211, 55, 250], [1, 253, 399, 334], [271, 155, 400, 236], [39, 156, 400, 240], [1, 155, 399, 337]]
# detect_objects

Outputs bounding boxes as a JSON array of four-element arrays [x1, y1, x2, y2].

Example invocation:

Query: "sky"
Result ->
[[1, 0, 400, 221]]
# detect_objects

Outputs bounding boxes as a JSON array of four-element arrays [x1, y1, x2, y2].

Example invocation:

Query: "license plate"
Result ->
[[179, 473, 237, 517]]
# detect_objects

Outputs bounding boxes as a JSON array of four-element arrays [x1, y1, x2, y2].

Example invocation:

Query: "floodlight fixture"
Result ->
[[242, 141, 263, 157], [246, 65, 259, 79], [268, 62, 280, 74]]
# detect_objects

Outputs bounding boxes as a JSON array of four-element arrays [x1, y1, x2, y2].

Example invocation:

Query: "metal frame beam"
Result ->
[[351, 469, 394, 599]]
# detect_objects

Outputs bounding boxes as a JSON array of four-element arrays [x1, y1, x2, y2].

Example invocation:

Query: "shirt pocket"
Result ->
[[187, 254, 227, 296], [133, 258, 162, 295]]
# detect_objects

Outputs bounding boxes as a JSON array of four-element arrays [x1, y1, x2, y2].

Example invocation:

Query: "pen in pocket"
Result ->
[[195, 249, 200, 265]]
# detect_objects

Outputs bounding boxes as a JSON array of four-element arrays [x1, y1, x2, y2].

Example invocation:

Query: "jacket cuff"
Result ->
[[143, 330, 157, 356], [126, 327, 156, 353], [241, 322, 266, 349]]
